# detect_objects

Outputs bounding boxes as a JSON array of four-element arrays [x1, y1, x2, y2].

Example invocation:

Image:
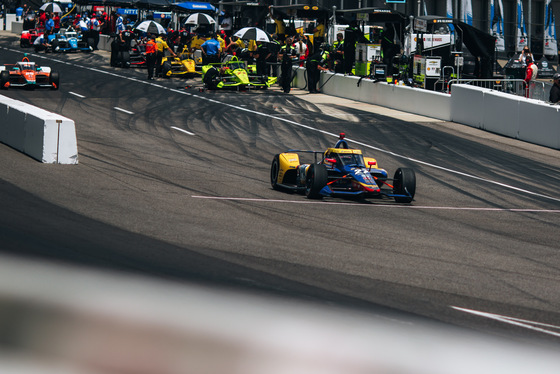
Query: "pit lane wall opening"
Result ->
[[0, 94, 78, 164], [292, 68, 560, 150]]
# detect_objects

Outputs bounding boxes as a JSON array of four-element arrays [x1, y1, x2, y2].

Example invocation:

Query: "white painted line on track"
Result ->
[[451, 306, 560, 338], [171, 126, 195, 136], [191, 196, 560, 212], [114, 107, 134, 115], [69, 91, 85, 98], [4, 46, 559, 204]]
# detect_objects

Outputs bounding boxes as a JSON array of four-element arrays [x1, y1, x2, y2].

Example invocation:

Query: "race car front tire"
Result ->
[[305, 164, 327, 199], [270, 155, 281, 190], [393, 168, 416, 203], [49, 72, 60, 90], [0, 71, 9, 89], [162, 61, 172, 77]]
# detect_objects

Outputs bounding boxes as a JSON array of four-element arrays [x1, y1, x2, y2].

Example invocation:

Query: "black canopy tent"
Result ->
[[74, 0, 135, 6], [415, 16, 496, 61], [333, 6, 407, 73], [331, 0, 405, 26], [334, 6, 406, 25], [268, 4, 330, 39], [454, 19, 498, 78], [415, 16, 497, 78], [269, 4, 329, 22], [334, 5, 407, 44], [134, 0, 172, 10]]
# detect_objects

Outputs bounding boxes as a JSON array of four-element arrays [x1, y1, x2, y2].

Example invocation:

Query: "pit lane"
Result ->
[[2, 32, 560, 344], [5, 42, 557, 204]]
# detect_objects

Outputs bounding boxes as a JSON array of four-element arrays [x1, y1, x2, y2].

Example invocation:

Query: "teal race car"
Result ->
[[201, 58, 277, 90]]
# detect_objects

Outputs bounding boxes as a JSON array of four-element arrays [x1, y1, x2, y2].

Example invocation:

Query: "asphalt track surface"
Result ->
[[1, 33, 560, 344]]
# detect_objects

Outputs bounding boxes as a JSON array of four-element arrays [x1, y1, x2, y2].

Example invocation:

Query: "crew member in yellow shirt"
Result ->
[[313, 21, 325, 45], [155, 33, 176, 77], [216, 32, 226, 58]]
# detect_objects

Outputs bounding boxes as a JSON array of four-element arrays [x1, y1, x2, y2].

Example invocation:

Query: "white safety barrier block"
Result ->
[[0, 95, 78, 164], [450, 84, 486, 128], [483, 90, 522, 138], [314, 71, 452, 121], [294, 70, 560, 149], [518, 99, 560, 149]]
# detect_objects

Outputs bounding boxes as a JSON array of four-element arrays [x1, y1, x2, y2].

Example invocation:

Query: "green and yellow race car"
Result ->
[[201, 57, 276, 90]]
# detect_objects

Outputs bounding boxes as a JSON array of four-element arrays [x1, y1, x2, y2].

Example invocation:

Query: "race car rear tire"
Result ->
[[270, 154, 281, 190], [1, 71, 9, 89], [393, 168, 416, 203], [305, 164, 327, 199], [122, 51, 130, 68], [49, 72, 60, 90]]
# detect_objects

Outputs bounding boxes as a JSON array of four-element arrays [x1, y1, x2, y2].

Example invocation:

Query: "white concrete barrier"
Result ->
[[518, 99, 560, 149], [483, 90, 522, 138], [451, 84, 560, 149], [11, 20, 23, 35], [294, 68, 452, 121], [1, 14, 18, 31], [99, 34, 112, 51], [450, 84, 486, 128], [294, 70, 560, 149], [0, 95, 78, 164]]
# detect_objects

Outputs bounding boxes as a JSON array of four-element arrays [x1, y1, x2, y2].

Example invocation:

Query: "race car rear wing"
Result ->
[[285, 150, 325, 164]]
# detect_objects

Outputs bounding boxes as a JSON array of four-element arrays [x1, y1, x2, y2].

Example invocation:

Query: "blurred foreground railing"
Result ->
[[1, 254, 560, 374]]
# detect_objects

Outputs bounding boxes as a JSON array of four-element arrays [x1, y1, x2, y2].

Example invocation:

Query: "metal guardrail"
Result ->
[[434, 78, 553, 102]]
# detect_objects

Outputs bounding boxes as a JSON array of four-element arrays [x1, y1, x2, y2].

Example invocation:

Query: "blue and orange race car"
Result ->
[[270, 133, 416, 203]]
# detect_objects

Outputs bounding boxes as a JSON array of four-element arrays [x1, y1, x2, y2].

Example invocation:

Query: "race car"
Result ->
[[129, 44, 147, 68], [161, 47, 199, 78], [201, 57, 277, 90], [51, 30, 93, 53], [270, 133, 416, 203], [20, 28, 41, 48], [0, 56, 59, 90]]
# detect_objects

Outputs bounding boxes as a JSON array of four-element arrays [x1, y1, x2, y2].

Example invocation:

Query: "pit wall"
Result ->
[[451, 84, 560, 149], [294, 68, 560, 150], [294, 68, 452, 121], [0, 94, 79, 164]]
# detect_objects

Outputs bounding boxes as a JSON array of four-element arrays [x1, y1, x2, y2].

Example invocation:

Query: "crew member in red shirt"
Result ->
[[53, 13, 60, 33], [524, 55, 538, 98]]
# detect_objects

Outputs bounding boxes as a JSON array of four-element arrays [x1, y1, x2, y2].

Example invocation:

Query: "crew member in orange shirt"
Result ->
[[145, 34, 157, 80]]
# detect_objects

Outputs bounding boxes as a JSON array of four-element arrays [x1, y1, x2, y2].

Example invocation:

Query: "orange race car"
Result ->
[[0, 55, 59, 90]]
